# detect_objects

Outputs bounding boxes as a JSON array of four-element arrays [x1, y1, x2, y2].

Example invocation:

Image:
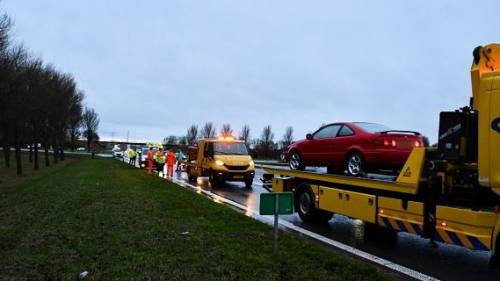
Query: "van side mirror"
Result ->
[[306, 133, 313, 140]]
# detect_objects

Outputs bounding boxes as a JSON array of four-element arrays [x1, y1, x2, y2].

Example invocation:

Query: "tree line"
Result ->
[[163, 123, 295, 158], [0, 11, 99, 175]]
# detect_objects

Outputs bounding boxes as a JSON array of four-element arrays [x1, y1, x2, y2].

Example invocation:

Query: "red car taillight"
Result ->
[[374, 138, 397, 147]]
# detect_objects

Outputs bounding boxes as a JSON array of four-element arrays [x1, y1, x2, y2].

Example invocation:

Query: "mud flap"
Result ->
[[423, 175, 441, 241], [490, 250, 500, 269]]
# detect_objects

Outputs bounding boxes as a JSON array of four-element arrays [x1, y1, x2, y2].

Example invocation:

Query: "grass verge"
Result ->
[[0, 157, 391, 280], [0, 152, 76, 187]]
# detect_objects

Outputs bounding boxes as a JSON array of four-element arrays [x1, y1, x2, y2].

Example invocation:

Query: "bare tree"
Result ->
[[201, 122, 216, 139], [281, 126, 294, 149], [0, 9, 88, 174], [39, 65, 58, 167], [6, 45, 29, 175], [239, 124, 250, 145], [24, 57, 44, 170], [260, 125, 275, 157], [0, 12, 10, 52], [0, 20, 13, 167], [82, 107, 99, 152], [67, 90, 84, 152], [221, 123, 233, 137], [186, 125, 198, 145], [178, 136, 187, 145], [163, 135, 177, 145]]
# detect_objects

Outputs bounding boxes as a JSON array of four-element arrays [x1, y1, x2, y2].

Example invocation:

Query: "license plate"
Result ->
[[233, 175, 244, 179]]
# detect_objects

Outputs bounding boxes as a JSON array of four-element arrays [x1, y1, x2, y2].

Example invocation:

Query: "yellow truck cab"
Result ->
[[185, 137, 255, 188]]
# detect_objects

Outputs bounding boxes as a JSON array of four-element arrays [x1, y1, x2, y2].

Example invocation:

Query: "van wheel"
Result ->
[[289, 151, 305, 171], [209, 172, 222, 188], [297, 188, 332, 223], [245, 178, 253, 189]]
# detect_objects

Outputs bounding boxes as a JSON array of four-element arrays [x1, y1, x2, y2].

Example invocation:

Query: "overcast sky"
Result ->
[[3, 1, 499, 143]]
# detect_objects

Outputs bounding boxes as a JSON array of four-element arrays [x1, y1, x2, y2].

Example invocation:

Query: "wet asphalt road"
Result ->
[[122, 157, 500, 281]]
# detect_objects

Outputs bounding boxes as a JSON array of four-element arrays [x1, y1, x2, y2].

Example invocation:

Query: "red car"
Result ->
[[285, 122, 425, 176]]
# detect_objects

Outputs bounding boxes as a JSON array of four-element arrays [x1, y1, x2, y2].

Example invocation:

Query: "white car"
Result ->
[[76, 147, 86, 151], [112, 149, 123, 158]]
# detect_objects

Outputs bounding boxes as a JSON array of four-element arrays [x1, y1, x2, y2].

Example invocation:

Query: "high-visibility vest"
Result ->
[[155, 151, 165, 163]]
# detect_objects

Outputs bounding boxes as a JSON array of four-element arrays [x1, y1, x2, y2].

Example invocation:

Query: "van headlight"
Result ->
[[215, 160, 225, 166], [249, 160, 254, 166]]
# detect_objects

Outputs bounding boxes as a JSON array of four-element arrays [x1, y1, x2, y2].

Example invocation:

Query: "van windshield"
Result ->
[[214, 142, 249, 155]]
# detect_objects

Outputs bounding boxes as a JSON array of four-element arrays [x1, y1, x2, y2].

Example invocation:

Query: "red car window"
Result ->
[[338, 125, 355, 137], [314, 125, 341, 139]]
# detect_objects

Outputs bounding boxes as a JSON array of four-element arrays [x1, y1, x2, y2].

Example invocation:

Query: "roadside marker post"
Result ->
[[260, 192, 293, 254]]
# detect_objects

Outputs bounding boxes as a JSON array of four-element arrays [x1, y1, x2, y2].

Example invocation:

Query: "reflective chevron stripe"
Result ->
[[378, 216, 422, 235], [378, 215, 489, 251], [434, 228, 489, 251]]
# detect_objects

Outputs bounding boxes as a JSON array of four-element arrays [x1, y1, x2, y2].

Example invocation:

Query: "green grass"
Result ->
[[0, 157, 392, 281], [0, 152, 76, 187]]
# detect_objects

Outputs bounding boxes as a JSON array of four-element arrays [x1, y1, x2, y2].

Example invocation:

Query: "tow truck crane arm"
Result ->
[[471, 44, 500, 195]]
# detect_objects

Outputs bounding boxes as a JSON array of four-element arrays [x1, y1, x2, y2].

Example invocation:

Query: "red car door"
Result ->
[[298, 137, 319, 164], [311, 124, 341, 165], [330, 125, 356, 165]]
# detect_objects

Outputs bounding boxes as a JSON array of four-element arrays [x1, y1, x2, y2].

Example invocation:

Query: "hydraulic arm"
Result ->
[[470, 44, 500, 195]]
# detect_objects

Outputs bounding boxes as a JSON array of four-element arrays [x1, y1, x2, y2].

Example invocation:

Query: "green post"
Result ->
[[273, 193, 279, 254]]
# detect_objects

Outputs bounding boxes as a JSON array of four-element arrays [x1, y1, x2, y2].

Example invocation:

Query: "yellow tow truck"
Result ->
[[263, 43, 500, 267], [185, 137, 256, 188]]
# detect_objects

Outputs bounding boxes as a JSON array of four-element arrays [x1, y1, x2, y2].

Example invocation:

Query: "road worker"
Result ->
[[166, 149, 176, 178], [134, 148, 139, 166], [128, 148, 136, 165], [155, 148, 165, 175], [146, 147, 154, 175]]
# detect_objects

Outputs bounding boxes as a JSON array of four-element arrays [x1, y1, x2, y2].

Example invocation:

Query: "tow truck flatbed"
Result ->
[[263, 147, 426, 195], [262, 166, 419, 194]]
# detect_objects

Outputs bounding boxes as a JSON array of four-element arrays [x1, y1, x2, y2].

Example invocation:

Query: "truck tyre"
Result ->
[[289, 151, 305, 171], [297, 187, 333, 223]]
